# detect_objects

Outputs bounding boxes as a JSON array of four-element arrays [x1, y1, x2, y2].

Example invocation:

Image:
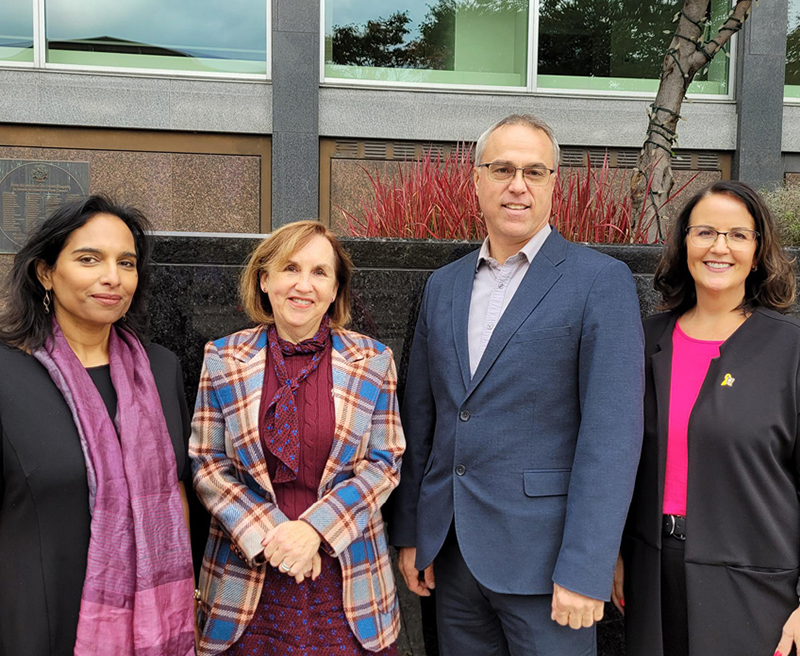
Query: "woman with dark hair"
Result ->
[[191, 220, 404, 656], [615, 180, 800, 656], [0, 195, 195, 656]]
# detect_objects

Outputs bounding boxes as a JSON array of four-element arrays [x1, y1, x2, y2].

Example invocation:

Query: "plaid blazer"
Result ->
[[190, 325, 404, 654]]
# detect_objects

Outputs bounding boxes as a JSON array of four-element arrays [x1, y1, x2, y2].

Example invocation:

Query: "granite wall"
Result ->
[[148, 236, 669, 404], [0, 146, 262, 233], [7, 234, 790, 654], [144, 235, 681, 656]]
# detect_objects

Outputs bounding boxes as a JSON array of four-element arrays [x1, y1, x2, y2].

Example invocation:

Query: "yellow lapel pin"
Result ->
[[721, 373, 735, 387]]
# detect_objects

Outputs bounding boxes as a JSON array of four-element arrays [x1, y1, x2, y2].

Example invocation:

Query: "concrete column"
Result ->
[[732, 0, 788, 189], [271, 0, 320, 227]]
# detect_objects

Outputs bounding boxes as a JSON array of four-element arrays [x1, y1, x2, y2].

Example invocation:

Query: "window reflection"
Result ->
[[325, 0, 528, 87], [787, 0, 800, 95], [537, 0, 729, 94], [45, 0, 267, 75], [0, 0, 33, 63]]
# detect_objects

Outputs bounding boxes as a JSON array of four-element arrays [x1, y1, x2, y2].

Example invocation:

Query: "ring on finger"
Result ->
[[279, 560, 292, 573]]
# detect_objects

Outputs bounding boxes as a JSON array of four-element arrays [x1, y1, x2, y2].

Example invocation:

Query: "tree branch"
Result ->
[[692, 0, 752, 69]]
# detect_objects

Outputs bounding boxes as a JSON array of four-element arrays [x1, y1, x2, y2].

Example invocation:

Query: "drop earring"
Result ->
[[43, 289, 51, 314]]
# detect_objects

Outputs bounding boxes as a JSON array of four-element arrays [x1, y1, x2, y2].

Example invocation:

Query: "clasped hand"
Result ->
[[262, 520, 323, 584]]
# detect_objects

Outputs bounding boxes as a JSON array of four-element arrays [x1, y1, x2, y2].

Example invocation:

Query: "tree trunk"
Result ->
[[631, 0, 753, 240]]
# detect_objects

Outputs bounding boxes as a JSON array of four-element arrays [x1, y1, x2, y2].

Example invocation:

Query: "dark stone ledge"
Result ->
[[148, 235, 800, 656]]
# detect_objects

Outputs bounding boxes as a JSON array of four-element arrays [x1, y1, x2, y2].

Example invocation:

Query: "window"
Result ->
[[324, 0, 529, 88], [787, 0, 800, 99], [537, 0, 730, 94], [0, 0, 269, 77], [323, 0, 733, 96], [1, 0, 33, 64]]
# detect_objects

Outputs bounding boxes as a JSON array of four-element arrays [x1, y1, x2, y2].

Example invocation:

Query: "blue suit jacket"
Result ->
[[388, 229, 644, 601]]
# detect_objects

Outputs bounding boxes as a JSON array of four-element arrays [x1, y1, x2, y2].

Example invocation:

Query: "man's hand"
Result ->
[[551, 582, 604, 629], [611, 553, 625, 615], [398, 547, 435, 597]]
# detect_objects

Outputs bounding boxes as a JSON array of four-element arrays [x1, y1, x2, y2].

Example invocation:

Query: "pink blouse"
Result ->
[[663, 321, 723, 516]]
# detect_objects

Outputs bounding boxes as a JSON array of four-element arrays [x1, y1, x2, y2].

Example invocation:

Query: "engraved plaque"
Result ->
[[0, 160, 90, 254]]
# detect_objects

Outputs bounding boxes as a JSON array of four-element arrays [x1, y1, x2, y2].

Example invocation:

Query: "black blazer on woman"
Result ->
[[0, 343, 190, 656], [622, 308, 800, 656]]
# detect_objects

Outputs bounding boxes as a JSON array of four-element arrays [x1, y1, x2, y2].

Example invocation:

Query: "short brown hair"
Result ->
[[239, 220, 353, 327], [654, 180, 796, 314], [475, 114, 560, 169]]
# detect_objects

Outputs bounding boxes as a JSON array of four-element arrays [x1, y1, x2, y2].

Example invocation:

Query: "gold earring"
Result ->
[[43, 289, 51, 314]]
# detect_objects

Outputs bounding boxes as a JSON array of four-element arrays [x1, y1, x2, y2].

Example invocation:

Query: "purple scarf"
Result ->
[[263, 315, 331, 483], [33, 323, 194, 656]]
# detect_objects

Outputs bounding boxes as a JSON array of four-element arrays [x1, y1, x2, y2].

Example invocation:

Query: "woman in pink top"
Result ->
[[616, 181, 800, 656]]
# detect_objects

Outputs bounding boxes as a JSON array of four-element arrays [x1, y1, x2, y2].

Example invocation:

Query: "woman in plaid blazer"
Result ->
[[190, 221, 405, 655]]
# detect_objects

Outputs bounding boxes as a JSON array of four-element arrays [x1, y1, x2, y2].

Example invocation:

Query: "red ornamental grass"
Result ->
[[342, 148, 690, 244], [551, 153, 658, 244], [340, 145, 486, 241]]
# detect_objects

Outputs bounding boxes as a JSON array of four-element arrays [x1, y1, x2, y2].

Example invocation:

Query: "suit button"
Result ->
[[455, 464, 466, 476], [459, 410, 470, 421]]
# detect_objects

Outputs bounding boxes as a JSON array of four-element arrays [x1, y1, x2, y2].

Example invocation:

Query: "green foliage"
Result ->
[[332, 11, 416, 68], [538, 0, 675, 79], [763, 183, 800, 247], [787, 8, 800, 85], [330, 0, 526, 71]]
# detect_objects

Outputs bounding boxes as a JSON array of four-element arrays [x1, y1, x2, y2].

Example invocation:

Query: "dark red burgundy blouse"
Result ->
[[258, 342, 336, 520]]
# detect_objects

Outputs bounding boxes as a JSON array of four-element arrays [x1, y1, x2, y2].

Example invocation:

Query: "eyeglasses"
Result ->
[[685, 225, 759, 250], [476, 162, 555, 187]]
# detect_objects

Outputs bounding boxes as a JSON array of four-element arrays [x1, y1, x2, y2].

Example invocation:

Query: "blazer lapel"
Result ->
[[467, 230, 565, 397], [226, 326, 275, 498], [452, 251, 479, 391], [322, 330, 368, 491], [650, 314, 677, 513]]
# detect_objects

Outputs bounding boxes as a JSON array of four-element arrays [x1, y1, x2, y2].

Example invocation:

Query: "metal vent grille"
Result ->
[[331, 140, 724, 172], [423, 143, 445, 158], [588, 149, 609, 165], [671, 155, 692, 170], [363, 142, 387, 159], [616, 151, 639, 168], [334, 140, 358, 158], [560, 149, 585, 166], [392, 142, 417, 159], [697, 153, 719, 170]]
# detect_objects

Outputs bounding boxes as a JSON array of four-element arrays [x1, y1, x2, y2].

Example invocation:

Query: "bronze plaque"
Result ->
[[0, 160, 89, 253]]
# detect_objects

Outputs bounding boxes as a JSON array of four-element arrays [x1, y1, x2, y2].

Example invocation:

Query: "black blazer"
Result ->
[[623, 308, 800, 656], [0, 343, 190, 656]]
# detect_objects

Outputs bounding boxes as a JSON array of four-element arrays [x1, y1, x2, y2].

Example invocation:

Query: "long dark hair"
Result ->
[[654, 180, 795, 314], [0, 195, 153, 350]]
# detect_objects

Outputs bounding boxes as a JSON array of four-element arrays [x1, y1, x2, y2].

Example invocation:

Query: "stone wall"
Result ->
[[0, 141, 265, 235], [145, 236, 676, 656], [7, 235, 795, 655]]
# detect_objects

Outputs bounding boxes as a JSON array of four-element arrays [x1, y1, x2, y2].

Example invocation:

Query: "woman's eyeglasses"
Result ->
[[685, 225, 759, 250]]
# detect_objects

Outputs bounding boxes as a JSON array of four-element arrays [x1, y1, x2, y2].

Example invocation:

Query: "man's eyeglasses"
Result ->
[[685, 225, 759, 250], [476, 163, 555, 187]]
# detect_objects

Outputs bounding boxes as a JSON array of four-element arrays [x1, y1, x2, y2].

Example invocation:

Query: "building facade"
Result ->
[[0, 0, 798, 242]]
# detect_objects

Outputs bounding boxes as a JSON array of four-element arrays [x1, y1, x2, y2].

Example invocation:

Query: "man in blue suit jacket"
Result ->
[[388, 114, 644, 655]]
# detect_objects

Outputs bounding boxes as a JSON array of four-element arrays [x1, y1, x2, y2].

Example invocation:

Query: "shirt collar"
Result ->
[[476, 223, 552, 270]]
